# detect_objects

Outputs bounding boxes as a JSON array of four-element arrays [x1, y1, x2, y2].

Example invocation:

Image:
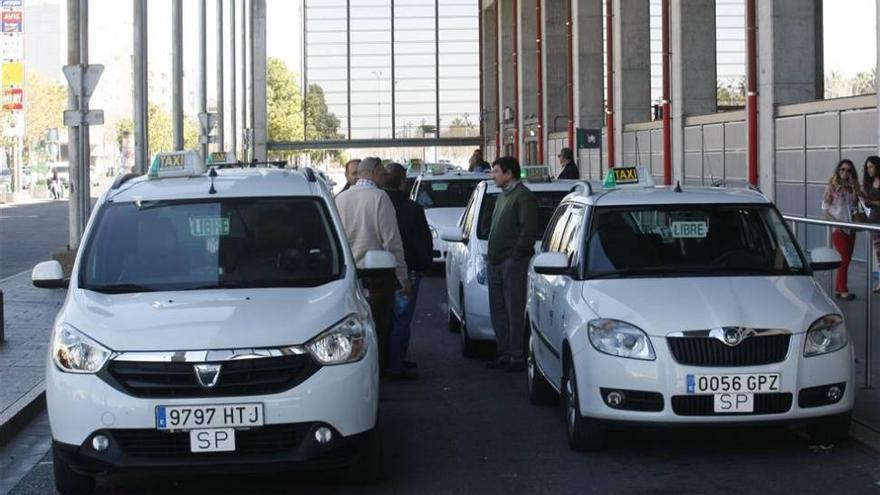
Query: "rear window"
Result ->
[[79, 197, 344, 293], [413, 179, 481, 208], [476, 191, 569, 240]]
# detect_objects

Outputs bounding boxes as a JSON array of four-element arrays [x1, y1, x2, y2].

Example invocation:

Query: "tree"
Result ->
[[267, 57, 303, 143], [24, 72, 66, 149], [114, 104, 201, 158], [716, 77, 746, 107], [446, 115, 476, 138], [305, 84, 342, 162]]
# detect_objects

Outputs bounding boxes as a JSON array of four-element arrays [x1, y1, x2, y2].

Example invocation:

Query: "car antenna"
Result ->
[[674, 180, 682, 192], [208, 167, 218, 195]]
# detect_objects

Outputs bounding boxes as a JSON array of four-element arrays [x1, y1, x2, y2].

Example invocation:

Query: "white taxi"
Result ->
[[441, 166, 589, 356], [409, 166, 488, 263], [32, 152, 394, 494], [526, 167, 853, 451]]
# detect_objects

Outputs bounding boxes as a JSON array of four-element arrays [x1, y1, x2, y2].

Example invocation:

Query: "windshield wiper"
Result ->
[[586, 265, 793, 280], [585, 267, 685, 280], [84, 283, 157, 294]]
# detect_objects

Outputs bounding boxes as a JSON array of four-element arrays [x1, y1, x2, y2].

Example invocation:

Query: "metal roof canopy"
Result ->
[[268, 137, 482, 151]]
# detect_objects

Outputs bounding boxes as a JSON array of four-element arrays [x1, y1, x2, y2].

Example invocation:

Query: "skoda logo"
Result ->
[[722, 327, 744, 347], [194, 364, 222, 388]]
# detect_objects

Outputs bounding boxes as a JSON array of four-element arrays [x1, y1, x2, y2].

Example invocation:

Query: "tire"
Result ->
[[447, 299, 461, 334], [561, 357, 606, 452], [346, 427, 387, 484], [527, 332, 556, 405], [459, 294, 479, 358], [806, 413, 851, 444], [53, 446, 96, 495]]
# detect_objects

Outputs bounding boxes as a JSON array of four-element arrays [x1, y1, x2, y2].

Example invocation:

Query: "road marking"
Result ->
[[0, 215, 40, 219]]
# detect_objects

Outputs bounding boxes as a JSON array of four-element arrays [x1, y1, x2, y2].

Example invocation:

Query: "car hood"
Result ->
[[583, 276, 837, 337], [62, 280, 363, 351], [425, 207, 464, 229]]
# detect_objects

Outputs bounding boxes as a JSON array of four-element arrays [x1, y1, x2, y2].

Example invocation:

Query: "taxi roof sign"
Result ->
[[207, 151, 237, 165], [522, 165, 551, 183], [148, 150, 206, 179], [603, 166, 655, 189], [426, 163, 447, 175]]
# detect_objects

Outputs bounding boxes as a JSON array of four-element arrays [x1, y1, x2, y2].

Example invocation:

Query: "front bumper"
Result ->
[[53, 424, 373, 476], [570, 332, 855, 424], [47, 346, 380, 449]]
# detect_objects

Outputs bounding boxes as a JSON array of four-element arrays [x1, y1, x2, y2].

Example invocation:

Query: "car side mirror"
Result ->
[[440, 226, 465, 243], [357, 250, 397, 278], [810, 247, 842, 271], [532, 252, 572, 276], [32, 260, 68, 289]]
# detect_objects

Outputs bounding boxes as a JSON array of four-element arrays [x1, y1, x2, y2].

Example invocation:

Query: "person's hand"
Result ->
[[399, 279, 413, 297]]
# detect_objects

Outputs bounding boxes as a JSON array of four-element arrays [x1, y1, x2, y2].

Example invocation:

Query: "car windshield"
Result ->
[[414, 179, 482, 208], [477, 191, 569, 240], [584, 204, 808, 278], [79, 197, 344, 293]]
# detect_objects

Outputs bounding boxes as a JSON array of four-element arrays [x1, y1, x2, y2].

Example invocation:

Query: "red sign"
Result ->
[[2, 11, 22, 33], [2, 88, 23, 111]]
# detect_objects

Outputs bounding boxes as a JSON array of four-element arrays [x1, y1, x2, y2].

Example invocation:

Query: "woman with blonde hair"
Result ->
[[822, 158, 861, 300], [861, 155, 880, 293]]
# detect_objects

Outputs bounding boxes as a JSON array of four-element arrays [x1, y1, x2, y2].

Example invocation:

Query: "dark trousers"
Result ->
[[487, 257, 530, 362], [363, 276, 395, 370]]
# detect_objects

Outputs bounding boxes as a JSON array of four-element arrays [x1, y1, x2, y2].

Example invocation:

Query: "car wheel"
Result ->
[[527, 332, 555, 405], [806, 413, 851, 444], [53, 446, 96, 495], [562, 357, 605, 452], [346, 426, 387, 484], [447, 303, 461, 333], [460, 294, 478, 358]]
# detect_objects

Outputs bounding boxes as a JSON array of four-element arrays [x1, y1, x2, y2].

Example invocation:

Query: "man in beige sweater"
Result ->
[[336, 157, 410, 370]]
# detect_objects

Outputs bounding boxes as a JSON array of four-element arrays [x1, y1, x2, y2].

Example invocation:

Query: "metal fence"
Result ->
[[783, 214, 879, 389]]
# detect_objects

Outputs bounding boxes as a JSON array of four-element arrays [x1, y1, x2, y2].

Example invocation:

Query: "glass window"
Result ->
[[414, 179, 482, 208], [79, 198, 344, 292], [560, 205, 585, 260], [478, 191, 571, 241], [584, 204, 808, 277]]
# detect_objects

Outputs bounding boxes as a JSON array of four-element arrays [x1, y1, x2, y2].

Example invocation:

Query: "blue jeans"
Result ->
[[388, 271, 422, 372]]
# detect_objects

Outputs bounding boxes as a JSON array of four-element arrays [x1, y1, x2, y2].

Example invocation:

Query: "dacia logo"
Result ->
[[612, 167, 639, 184], [194, 364, 222, 388]]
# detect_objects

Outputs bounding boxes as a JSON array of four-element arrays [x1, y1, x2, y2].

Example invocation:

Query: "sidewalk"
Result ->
[[0, 271, 65, 444]]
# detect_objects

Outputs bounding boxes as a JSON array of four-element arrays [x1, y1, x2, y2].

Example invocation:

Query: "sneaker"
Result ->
[[504, 360, 527, 373], [835, 292, 856, 301], [384, 368, 420, 380], [486, 357, 510, 369]]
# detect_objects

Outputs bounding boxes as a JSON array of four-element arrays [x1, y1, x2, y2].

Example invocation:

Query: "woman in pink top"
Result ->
[[822, 159, 861, 300]]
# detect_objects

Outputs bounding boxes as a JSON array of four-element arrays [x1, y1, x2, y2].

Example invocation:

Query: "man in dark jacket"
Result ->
[[383, 162, 433, 378], [557, 147, 579, 179], [486, 156, 538, 372], [336, 158, 361, 195]]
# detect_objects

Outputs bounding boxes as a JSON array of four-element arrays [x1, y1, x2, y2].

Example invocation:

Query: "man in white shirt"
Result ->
[[336, 157, 411, 370]]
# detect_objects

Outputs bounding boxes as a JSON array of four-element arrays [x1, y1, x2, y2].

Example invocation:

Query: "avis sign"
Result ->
[[1, 11, 22, 33], [2, 87, 22, 111]]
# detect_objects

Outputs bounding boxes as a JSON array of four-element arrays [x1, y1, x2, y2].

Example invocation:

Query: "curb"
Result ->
[[0, 381, 46, 446]]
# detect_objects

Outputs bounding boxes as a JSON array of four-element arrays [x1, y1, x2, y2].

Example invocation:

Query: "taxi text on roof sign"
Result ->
[[612, 167, 639, 184], [148, 150, 206, 179], [603, 166, 655, 189], [522, 165, 551, 183]]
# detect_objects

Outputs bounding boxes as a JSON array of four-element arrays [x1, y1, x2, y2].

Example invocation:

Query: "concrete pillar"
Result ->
[[518, 0, 537, 137], [612, 0, 651, 167], [133, 0, 148, 174], [252, 0, 267, 161], [757, 0, 823, 199], [499, 0, 514, 153], [670, 0, 716, 183], [172, 0, 183, 150], [483, 5, 498, 150], [574, 0, 604, 130], [543, 0, 567, 159]]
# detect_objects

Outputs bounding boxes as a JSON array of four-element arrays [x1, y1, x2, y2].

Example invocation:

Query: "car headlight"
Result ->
[[804, 314, 848, 357], [52, 324, 113, 373], [430, 225, 438, 239], [588, 319, 655, 360], [306, 314, 369, 365]]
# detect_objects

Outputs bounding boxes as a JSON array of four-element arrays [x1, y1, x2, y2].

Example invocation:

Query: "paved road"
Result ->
[[0, 200, 72, 279], [6, 276, 880, 494]]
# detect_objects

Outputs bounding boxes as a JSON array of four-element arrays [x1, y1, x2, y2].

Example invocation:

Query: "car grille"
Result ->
[[666, 334, 790, 367], [102, 355, 321, 398], [671, 393, 793, 416], [110, 424, 313, 459]]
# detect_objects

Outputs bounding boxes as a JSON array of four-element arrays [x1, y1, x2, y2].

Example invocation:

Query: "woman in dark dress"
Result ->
[[861, 156, 880, 293]]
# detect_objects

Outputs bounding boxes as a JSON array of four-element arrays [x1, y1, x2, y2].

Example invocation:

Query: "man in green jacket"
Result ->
[[486, 156, 538, 372]]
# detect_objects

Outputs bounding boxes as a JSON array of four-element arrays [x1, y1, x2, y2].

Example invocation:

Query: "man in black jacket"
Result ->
[[383, 162, 433, 378], [557, 148, 579, 179]]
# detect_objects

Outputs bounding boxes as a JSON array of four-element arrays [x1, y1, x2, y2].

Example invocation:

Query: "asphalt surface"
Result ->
[[6, 275, 880, 494], [0, 200, 73, 279]]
